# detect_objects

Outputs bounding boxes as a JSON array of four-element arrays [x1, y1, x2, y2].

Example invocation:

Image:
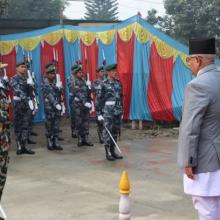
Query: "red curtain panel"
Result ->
[[147, 43, 175, 121], [80, 40, 98, 82], [117, 33, 134, 120]]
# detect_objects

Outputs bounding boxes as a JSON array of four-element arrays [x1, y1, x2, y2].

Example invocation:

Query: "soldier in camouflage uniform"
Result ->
[[72, 65, 93, 147], [91, 66, 104, 144], [0, 62, 10, 203], [43, 63, 63, 151], [10, 61, 35, 155], [96, 64, 123, 161], [68, 65, 77, 138]]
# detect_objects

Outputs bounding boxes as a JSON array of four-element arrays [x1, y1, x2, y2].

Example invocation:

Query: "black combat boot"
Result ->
[[22, 146, 35, 155], [110, 145, 123, 159], [71, 130, 77, 138], [27, 138, 36, 144], [58, 136, 64, 141], [82, 135, 94, 147], [21, 141, 35, 155], [16, 140, 23, 155], [30, 131, 38, 136], [47, 136, 54, 151], [104, 145, 115, 161], [77, 136, 83, 147], [53, 137, 63, 150]]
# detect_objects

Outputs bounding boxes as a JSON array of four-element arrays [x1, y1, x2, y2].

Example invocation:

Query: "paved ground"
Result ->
[[2, 119, 197, 220]]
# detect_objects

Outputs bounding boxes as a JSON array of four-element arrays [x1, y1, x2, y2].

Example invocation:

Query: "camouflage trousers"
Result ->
[[0, 131, 10, 201], [13, 101, 31, 144], [73, 102, 90, 138], [103, 114, 121, 146], [69, 98, 76, 133], [44, 107, 60, 138]]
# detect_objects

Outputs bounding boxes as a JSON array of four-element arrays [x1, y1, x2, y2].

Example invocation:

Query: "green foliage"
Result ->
[[3, 0, 67, 19], [84, 0, 118, 21], [146, 0, 220, 47]]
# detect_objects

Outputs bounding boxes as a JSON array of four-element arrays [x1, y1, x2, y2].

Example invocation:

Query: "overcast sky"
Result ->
[[64, 0, 165, 20]]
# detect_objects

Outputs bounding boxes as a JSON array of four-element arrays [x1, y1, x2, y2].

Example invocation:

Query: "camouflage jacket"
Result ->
[[43, 77, 61, 110], [72, 78, 91, 105], [96, 79, 123, 116], [0, 86, 11, 151], [10, 74, 31, 105], [91, 79, 103, 113]]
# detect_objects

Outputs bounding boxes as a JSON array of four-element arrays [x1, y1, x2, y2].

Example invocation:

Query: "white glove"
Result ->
[[97, 115, 104, 121], [55, 104, 62, 111], [86, 80, 91, 89], [28, 100, 34, 110], [84, 102, 92, 109], [27, 77, 34, 85]]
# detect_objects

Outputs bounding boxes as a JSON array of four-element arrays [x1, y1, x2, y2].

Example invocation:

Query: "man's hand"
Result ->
[[185, 167, 194, 180]]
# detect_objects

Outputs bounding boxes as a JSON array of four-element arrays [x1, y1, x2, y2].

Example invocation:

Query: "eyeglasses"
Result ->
[[186, 56, 203, 63]]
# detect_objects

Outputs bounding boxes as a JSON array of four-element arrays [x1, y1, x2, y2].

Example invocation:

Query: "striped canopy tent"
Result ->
[[0, 15, 218, 122]]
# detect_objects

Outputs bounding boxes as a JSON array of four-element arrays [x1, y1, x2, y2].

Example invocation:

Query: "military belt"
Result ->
[[105, 101, 116, 106], [13, 96, 21, 101]]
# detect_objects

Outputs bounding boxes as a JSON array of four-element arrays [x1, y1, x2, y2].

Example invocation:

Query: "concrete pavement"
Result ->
[[2, 122, 196, 220]]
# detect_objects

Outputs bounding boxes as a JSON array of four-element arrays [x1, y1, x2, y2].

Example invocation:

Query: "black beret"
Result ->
[[16, 61, 26, 67], [45, 63, 56, 74]]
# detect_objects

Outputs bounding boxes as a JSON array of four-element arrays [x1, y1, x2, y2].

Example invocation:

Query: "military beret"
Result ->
[[71, 64, 79, 71], [189, 38, 216, 55], [105, 64, 117, 71], [45, 63, 56, 74], [16, 61, 26, 67], [96, 66, 104, 72], [73, 65, 82, 75]]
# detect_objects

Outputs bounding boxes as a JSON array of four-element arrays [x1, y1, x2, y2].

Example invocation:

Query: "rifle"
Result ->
[[84, 48, 95, 113], [53, 48, 66, 115]]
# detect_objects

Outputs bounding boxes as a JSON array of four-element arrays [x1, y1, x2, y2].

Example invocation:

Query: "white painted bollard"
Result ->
[[119, 171, 131, 220], [0, 204, 7, 219]]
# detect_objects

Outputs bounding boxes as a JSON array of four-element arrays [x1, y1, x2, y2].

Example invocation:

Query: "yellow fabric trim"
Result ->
[[0, 40, 17, 55], [18, 36, 41, 51], [133, 22, 152, 43], [64, 30, 79, 43], [98, 30, 116, 45], [79, 32, 97, 46], [42, 30, 63, 45], [118, 24, 133, 42]]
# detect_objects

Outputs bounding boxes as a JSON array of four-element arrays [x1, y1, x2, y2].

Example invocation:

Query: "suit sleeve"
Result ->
[[177, 82, 210, 168]]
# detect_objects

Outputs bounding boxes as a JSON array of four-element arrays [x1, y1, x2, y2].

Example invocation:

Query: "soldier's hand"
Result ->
[[97, 115, 104, 121], [55, 104, 62, 111], [185, 167, 194, 180], [84, 102, 92, 109]]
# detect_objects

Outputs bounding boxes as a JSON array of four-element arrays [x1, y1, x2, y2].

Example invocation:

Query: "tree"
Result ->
[[0, 0, 8, 17], [2, 0, 67, 19], [84, 0, 118, 21], [163, 0, 220, 47]]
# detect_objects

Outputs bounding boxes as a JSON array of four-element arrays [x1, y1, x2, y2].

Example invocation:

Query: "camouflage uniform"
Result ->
[[72, 65, 93, 147], [92, 79, 104, 143], [0, 73, 10, 200], [10, 66, 35, 155], [67, 73, 77, 138], [96, 64, 123, 160], [43, 74, 62, 151]]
